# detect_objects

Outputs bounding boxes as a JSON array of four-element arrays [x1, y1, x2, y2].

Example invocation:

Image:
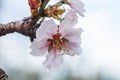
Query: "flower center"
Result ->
[[53, 33, 62, 50], [47, 32, 68, 52]]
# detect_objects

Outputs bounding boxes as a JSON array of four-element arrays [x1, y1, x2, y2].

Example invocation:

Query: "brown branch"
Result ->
[[0, 68, 8, 80], [0, 17, 37, 41]]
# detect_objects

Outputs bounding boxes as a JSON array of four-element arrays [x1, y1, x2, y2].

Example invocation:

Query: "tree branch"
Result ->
[[0, 17, 37, 41], [0, 68, 8, 80]]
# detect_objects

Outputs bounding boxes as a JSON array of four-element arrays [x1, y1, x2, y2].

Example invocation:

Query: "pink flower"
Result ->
[[68, 0, 85, 17], [30, 10, 83, 70]]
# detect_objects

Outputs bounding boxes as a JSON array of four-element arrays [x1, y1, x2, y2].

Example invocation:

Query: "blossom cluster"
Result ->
[[29, 0, 85, 70]]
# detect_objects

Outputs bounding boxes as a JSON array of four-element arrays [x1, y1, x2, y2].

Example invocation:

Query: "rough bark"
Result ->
[[0, 17, 37, 41], [0, 68, 8, 80]]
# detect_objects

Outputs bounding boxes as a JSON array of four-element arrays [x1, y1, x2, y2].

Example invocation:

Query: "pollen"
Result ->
[[47, 32, 68, 52]]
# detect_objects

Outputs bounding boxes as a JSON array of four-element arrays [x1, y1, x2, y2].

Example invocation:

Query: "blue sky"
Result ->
[[0, 0, 120, 79]]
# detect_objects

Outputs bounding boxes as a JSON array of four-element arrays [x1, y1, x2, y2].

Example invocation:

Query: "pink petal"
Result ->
[[30, 47, 47, 56], [69, 0, 85, 17], [30, 38, 47, 49], [64, 47, 82, 56], [43, 49, 63, 70], [30, 20, 58, 57], [63, 42, 82, 56], [63, 41, 80, 50], [30, 40, 48, 56], [60, 10, 78, 30], [36, 19, 58, 40], [59, 10, 78, 36], [64, 28, 83, 41]]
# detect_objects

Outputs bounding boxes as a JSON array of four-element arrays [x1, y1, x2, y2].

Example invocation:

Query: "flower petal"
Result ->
[[30, 20, 58, 57], [69, 0, 85, 17], [43, 49, 63, 70], [36, 19, 57, 40], [64, 47, 82, 56], [64, 28, 83, 41], [59, 10, 78, 36], [63, 42, 82, 56], [30, 40, 48, 56], [60, 10, 78, 29], [30, 48, 47, 56]]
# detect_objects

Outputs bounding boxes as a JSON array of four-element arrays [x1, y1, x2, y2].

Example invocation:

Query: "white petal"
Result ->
[[64, 28, 83, 41], [63, 42, 82, 56], [46, 21, 58, 35], [30, 39, 48, 56], [30, 47, 47, 56], [60, 10, 78, 30], [43, 49, 63, 70], [64, 42, 80, 50], [64, 47, 82, 56], [30, 38, 47, 49], [69, 0, 85, 17], [63, 39, 83, 56], [36, 19, 58, 40], [59, 10, 78, 36]]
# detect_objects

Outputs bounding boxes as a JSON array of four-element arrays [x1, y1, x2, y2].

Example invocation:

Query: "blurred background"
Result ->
[[0, 0, 120, 80]]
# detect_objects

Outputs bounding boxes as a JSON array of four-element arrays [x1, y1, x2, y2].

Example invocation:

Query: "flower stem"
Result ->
[[39, 0, 50, 16]]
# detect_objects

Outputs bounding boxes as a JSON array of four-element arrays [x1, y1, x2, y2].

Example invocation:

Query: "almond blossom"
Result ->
[[30, 10, 83, 70], [68, 0, 85, 17]]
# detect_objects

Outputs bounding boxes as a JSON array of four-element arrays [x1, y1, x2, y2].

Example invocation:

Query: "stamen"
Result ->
[[47, 31, 69, 52]]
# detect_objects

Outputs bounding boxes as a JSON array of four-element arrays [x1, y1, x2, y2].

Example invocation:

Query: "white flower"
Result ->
[[68, 0, 85, 17], [30, 10, 83, 70]]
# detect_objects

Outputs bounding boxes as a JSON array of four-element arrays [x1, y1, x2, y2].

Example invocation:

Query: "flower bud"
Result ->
[[30, 9, 39, 16], [28, 0, 41, 16], [28, 0, 41, 9]]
